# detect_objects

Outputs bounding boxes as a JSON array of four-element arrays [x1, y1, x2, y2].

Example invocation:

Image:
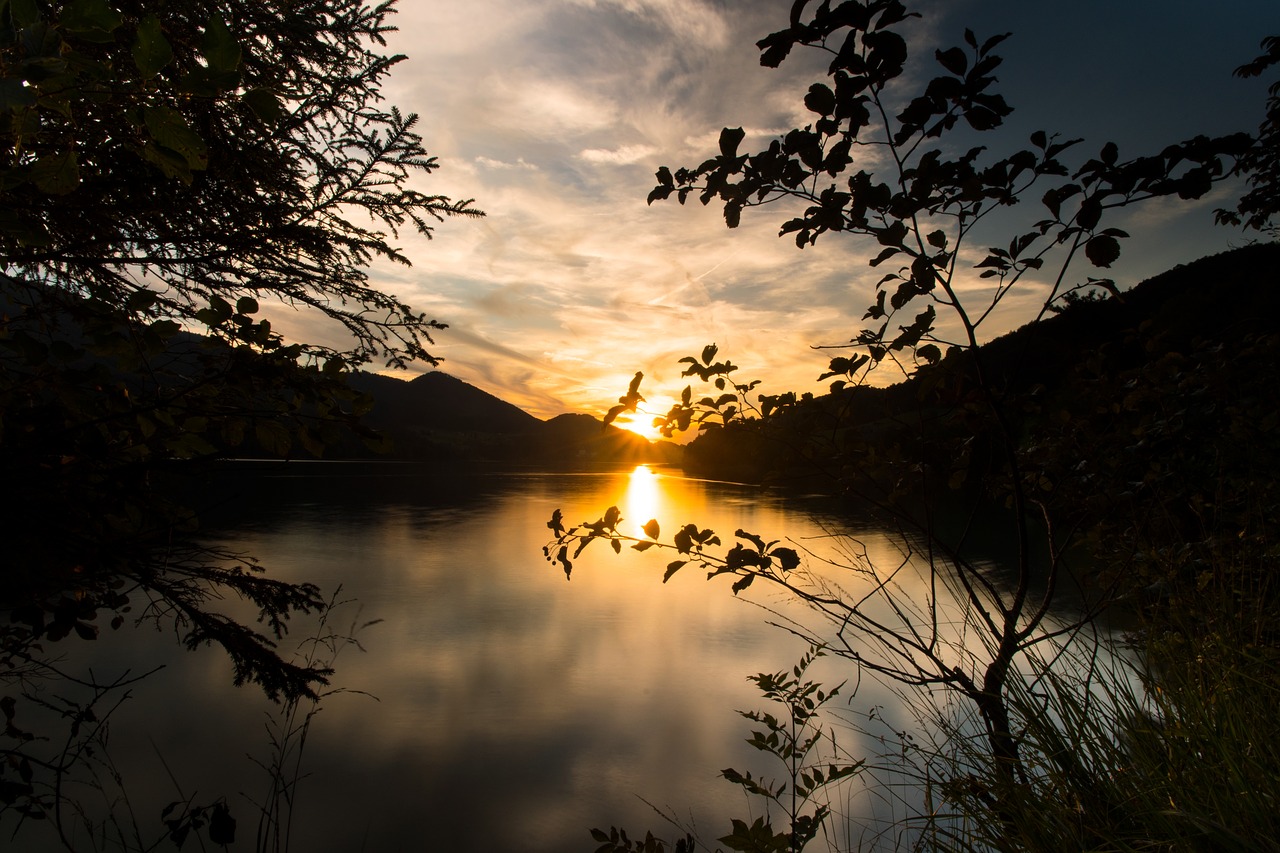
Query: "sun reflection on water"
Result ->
[[622, 464, 663, 537]]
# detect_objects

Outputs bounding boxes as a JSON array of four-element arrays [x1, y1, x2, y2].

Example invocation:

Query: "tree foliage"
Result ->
[[649, 0, 1250, 377], [2, 0, 477, 834], [1219, 35, 1280, 234], [2, 0, 478, 367], [1, 0, 476, 711], [549, 1, 1277, 844]]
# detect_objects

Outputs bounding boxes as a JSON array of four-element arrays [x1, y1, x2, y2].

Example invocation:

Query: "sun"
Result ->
[[614, 414, 663, 442]]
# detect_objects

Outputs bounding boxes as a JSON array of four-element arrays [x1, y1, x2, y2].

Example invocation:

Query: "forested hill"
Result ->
[[682, 241, 1280, 483], [343, 370, 680, 466], [948, 240, 1280, 397], [348, 370, 542, 436]]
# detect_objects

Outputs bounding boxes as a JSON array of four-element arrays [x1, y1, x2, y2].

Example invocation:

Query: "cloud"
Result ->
[[578, 144, 658, 164], [565, 0, 732, 48], [474, 156, 540, 171], [292, 0, 1273, 425]]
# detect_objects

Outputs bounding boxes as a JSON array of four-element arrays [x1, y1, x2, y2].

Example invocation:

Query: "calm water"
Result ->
[[8, 462, 1028, 852]]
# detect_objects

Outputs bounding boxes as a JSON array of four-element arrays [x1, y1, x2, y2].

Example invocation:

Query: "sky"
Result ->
[[286, 0, 1278, 439]]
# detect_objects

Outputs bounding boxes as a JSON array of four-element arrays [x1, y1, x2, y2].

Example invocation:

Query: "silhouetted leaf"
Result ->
[[772, 547, 801, 571], [719, 126, 745, 158], [208, 802, 235, 845], [663, 560, 686, 582], [1085, 234, 1121, 267], [1076, 198, 1102, 230], [804, 82, 836, 116], [242, 88, 284, 124], [935, 46, 967, 76], [643, 519, 660, 539]]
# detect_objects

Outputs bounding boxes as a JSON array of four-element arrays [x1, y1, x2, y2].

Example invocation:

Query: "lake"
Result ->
[[5, 461, 1040, 852]]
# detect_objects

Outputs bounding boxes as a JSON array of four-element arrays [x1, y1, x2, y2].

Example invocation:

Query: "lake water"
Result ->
[[6, 461, 1042, 852]]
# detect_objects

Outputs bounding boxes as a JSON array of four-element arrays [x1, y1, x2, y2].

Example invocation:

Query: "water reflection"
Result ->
[[5, 463, 1079, 852], [621, 464, 662, 536]]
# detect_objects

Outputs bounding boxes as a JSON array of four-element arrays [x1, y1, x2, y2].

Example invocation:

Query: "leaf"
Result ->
[[1085, 234, 1121, 268], [546, 508, 565, 536], [30, 150, 80, 195], [1076, 198, 1102, 230], [917, 343, 942, 364], [935, 46, 967, 76], [631, 541, 655, 552], [61, 0, 124, 42], [144, 106, 209, 172], [719, 126, 745, 158], [0, 77, 38, 111], [242, 88, 284, 124], [133, 14, 173, 77], [724, 201, 742, 228], [201, 15, 243, 74], [642, 519, 660, 539], [208, 802, 235, 845], [142, 142, 194, 183], [254, 420, 292, 456], [731, 573, 755, 594], [663, 560, 686, 582], [804, 83, 836, 116], [771, 547, 801, 571]]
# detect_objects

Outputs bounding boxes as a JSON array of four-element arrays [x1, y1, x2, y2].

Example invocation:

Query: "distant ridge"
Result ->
[[681, 242, 1280, 483], [344, 370, 681, 466], [348, 370, 541, 435]]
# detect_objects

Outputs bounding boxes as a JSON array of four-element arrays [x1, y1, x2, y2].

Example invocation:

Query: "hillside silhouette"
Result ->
[[344, 370, 680, 467], [681, 242, 1280, 485]]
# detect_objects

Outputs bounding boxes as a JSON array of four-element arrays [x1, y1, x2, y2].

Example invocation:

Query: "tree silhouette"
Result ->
[[547, 1, 1270, 841], [1, 0, 477, 699]]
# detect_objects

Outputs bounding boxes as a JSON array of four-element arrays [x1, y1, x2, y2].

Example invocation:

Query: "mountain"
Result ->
[[348, 370, 542, 435], [343, 370, 681, 467], [681, 241, 1280, 483]]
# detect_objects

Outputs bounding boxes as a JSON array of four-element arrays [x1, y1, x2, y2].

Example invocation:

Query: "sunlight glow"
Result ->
[[614, 414, 663, 442], [623, 464, 663, 537]]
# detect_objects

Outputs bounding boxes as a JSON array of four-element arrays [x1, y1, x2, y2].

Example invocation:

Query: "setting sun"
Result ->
[[613, 414, 663, 442], [608, 392, 680, 443]]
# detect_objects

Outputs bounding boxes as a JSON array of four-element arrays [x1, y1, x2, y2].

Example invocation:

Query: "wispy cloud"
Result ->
[[269, 0, 1274, 422]]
